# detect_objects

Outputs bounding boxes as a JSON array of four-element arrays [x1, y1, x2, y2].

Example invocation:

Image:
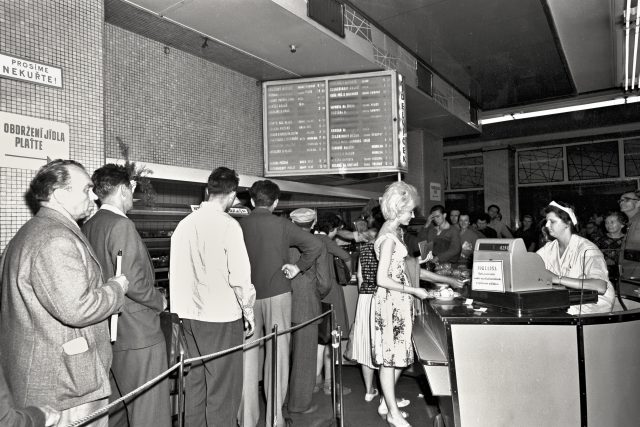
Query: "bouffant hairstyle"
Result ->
[[544, 201, 577, 233], [606, 211, 627, 227], [380, 181, 419, 221], [30, 159, 85, 202]]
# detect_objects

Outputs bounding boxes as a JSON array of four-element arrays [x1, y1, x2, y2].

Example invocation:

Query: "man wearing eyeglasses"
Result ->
[[618, 191, 640, 287]]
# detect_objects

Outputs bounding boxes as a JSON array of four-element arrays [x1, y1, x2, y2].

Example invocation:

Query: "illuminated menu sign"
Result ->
[[263, 71, 406, 176]]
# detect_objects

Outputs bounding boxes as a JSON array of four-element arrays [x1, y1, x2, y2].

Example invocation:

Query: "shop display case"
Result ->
[[129, 179, 205, 301]]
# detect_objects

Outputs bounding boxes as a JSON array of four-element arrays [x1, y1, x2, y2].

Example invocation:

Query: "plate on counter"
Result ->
[[433, 287, 460, 301]]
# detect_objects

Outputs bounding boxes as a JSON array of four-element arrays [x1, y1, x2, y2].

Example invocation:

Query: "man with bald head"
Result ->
[[619, 190, 640, 285]]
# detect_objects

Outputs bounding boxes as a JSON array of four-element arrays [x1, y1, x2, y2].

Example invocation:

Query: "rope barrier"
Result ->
[[62, 308, 335, 427]]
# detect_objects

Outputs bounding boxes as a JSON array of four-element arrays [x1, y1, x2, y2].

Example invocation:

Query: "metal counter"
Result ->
[[412, 295, 640, 427]]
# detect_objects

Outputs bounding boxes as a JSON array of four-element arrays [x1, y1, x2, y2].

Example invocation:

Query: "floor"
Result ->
[[258, 363, 439, 427]]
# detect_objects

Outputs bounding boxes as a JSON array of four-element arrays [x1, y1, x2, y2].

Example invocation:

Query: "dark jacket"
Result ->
[[240, 207, 323, 300], [289, 233, 330, 324], [82, 209, 165, 351]]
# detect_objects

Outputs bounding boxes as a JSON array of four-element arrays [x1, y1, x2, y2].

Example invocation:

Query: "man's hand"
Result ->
[[281, 264, 301, 279], [40, 405, 60, 426], [110, 274, 129, 294], [244, 317, 255, 338]]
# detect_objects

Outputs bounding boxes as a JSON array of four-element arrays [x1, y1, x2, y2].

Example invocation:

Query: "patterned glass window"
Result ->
[[518, 148, 564, 184], [449, 156, 483, 189], [624, 138, 640, 177], [566, 140, 618, 181]]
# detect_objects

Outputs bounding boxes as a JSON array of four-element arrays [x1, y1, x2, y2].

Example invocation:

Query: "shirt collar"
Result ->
[[100, 203, 127, 218]]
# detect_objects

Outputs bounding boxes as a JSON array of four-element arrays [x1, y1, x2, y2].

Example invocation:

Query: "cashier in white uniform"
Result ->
[[536, 201, 615, 314]]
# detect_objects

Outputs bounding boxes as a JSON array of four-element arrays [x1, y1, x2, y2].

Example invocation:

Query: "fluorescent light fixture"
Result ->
[[479, 96, 640, 125], [625, 0, 631, 91]]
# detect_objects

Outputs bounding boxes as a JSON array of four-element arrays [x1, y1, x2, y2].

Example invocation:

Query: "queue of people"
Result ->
[[0, 158, 634, 427]]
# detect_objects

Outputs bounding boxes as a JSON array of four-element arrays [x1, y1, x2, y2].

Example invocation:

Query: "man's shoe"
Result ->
[[290, 404, 319, 414]]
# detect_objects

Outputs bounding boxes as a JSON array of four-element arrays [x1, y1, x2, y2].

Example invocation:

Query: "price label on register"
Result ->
[[472, 260, 506, 292]]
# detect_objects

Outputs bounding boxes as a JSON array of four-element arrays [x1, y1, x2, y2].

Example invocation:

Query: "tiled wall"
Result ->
[[0, 0, 104, 252], [103, 24, 263, 176]]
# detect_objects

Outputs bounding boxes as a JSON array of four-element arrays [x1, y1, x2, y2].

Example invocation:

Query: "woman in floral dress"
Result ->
[[372, 181, 429, 427]]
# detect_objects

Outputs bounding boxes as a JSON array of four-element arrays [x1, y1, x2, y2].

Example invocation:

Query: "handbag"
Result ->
[[318, 302, 333, 345], [343, 324, 356, 362], [159, 311, 189, 369], [334, 256, 351, 286]]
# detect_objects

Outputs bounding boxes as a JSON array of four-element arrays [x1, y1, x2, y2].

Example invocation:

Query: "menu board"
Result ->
[[328, 75, 394, 169], [264, 81, 327, 172], [263, 70, 406, 176]]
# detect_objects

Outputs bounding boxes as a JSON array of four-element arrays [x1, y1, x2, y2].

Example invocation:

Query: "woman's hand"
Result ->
[[419, 251, 433, 264], [412, 287, 430, 300], [449, 278, 467, 289]]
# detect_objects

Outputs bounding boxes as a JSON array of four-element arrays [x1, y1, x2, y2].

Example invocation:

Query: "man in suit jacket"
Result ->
[[239, 180, 323, 427], [82, 164, 170, 427], [0, 159, 128, 427], [286, 208, 331, 416]]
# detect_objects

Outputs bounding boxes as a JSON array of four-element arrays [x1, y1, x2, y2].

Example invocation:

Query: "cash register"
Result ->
[[469, 238, 598, 312]]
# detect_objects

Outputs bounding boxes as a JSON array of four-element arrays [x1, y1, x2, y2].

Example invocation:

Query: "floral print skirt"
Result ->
[[371, 285, 414, 368]]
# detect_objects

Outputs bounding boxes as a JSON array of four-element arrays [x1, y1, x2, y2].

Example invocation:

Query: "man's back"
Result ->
[[241, 207, 322, 299], [83, 209, 165, 351]]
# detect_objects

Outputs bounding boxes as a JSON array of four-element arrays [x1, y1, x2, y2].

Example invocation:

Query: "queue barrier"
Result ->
[[63, 307, 344, 427]]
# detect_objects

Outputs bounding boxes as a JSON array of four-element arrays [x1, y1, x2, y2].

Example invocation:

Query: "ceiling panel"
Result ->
[[348, 0, 618, 111]]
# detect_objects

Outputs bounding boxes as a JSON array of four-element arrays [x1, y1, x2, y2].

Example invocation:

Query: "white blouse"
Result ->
[[537, 234, 615, 314]]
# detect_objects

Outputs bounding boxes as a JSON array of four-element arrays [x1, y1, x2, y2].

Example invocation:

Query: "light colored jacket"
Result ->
[[0, 207, 124, 411]]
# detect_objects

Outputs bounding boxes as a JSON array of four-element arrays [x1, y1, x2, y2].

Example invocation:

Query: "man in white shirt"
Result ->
[[170, 167, 256, 427]]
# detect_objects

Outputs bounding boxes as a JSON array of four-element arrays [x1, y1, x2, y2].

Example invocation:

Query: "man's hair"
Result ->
[[487, 204, 500, 213], [380, 181, 419, 220], [476, 213, 491, 223], [430, 205, 445, 214], [207, 167, 239, 197], [92, 164, 132, 200], [317, 212, 341, 234], [30, 159, 84, 202], [369, 206, 385, 231], [250, 180, 280, 207]]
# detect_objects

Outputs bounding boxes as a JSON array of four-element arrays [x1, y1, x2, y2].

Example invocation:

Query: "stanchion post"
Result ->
[[177, 349, 185, 427], [271, 324, 279, 427], [336, 325, 344, 427], [329, 305, 337, 420]]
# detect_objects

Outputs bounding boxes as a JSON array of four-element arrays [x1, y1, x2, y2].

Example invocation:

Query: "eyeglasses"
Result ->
[[618, 197, 639, 203]]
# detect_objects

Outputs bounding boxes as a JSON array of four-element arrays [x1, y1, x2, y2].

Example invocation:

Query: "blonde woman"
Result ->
[[373, 181, 429, 427]]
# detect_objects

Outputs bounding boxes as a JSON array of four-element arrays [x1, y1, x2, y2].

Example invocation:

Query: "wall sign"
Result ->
[[429, 182, 442, 201], [263, 70, 406, 176], [0, 111, 69, 170], [0, 53, 62, 88]]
